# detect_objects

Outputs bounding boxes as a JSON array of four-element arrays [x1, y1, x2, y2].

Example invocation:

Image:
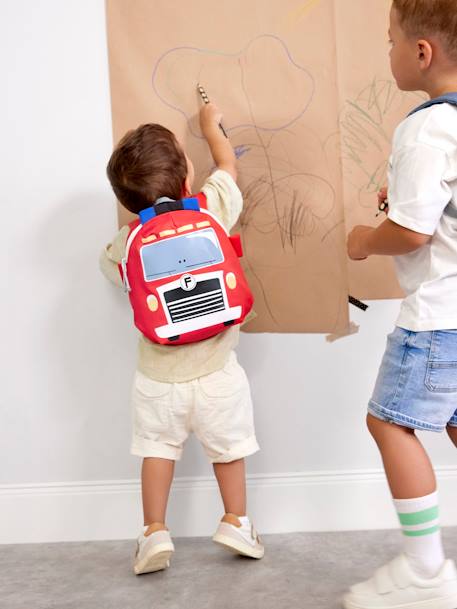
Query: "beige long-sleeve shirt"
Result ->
[[100, 170, 244, 383]]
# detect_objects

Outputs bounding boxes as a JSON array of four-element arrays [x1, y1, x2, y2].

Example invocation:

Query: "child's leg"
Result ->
[[193, 352, 258, 519], [131, 373, 187, 526], [193, 353, 263, 558], [447, 424, 457, 448], [141, 457, 175, 525], [213, 458, 246, 516], [367, 414, 445, 578], [344, 330, 457, 606], [133, 457, 176, 575], [367, 414, 436, 498], [212, 457, 264, 559]]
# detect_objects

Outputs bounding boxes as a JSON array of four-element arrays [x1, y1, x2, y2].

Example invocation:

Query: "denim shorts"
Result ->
[[368, 327, 457, 432]]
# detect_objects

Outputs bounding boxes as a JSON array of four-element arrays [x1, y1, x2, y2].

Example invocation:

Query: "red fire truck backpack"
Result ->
[[119, 193, 254, 345]]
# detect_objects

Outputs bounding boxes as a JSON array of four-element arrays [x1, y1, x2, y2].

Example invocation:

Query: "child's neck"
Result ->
[[425, 74, 457, 99]]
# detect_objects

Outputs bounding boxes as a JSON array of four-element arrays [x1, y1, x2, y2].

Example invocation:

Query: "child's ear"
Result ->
[[182, 176, 192, 197], [417, 40, 433, 70]]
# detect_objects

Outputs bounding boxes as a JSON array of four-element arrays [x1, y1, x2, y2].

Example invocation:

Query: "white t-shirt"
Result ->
[[387, 102, 457, 331]]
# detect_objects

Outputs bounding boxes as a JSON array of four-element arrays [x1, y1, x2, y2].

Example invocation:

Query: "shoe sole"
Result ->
[[134, 543, 174, 575], [343, 592, 457, 609], [212, 533, 264, 559]]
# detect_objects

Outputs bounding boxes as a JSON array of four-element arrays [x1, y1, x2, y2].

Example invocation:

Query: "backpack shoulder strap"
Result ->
[[128, 218, 140, 231], [138, 197, 204, 224], [125, 218, 141, 251], [118, 219, 141, 291], [409, 92, 457, 116], [195, 191, 208, 209]]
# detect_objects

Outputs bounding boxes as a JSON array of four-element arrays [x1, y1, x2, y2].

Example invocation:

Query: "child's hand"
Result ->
[[199, 102, 223, 134], [347, 225, 374, 260], [377, 186, 388, 204]]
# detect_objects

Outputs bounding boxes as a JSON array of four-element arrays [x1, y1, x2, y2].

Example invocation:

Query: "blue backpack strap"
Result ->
[[409, 92, 457, 116], [139, 197, 200, 225], [181, 197, 200, 211], [138, 206, 157, 224]]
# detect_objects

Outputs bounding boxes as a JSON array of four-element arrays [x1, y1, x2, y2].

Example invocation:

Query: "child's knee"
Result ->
[[366, 413, 413, 441]]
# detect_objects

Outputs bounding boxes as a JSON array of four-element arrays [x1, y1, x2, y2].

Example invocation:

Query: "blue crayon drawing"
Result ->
[[234, 145, 251, 159], [150, 34, 344, 328], [151, 34, 315, 138]]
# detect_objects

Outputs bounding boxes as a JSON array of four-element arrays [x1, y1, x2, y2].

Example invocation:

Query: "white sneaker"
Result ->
[[343, 554, 457, 609], [212, 513, 264, 559], [133, 524, 175, 575]]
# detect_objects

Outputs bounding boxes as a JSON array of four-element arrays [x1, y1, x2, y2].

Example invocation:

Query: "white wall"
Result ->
[[2, 0, 456, 543]]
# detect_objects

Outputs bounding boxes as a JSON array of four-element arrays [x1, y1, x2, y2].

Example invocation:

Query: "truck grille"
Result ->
[[164, 278, 225, 323]]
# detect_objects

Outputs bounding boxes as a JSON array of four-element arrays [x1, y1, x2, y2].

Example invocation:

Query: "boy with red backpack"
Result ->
[[100, 102, 263, 575]]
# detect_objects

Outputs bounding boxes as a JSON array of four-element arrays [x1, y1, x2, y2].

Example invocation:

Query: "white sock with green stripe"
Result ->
[[393, 491, 445, 579]]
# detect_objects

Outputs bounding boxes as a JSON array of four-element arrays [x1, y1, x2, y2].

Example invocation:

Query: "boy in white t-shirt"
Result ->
[[101, 102, 263, 575], [344, 2, 457, 608]]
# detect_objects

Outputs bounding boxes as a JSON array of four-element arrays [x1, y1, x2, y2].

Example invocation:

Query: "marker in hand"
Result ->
[[376, 187, 389, 217], [197, 83, 228, 138], [376, 199, 389, 217]]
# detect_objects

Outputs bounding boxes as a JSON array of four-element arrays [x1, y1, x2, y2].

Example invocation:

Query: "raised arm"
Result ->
[[199, 102, 237, 181]]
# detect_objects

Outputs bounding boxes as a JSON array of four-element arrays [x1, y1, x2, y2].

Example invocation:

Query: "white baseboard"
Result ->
[[2, 467, 457, 544]]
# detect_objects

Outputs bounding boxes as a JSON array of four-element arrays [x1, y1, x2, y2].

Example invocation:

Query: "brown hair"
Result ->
[[393, 0, 457, 61], [107, 124, 188, 214]]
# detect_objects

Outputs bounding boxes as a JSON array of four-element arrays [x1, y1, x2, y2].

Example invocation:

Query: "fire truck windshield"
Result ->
[[140, 228, 224, 281]]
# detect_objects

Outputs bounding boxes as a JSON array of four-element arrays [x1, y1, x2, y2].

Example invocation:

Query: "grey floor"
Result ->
[[1, 528, 457, 609]]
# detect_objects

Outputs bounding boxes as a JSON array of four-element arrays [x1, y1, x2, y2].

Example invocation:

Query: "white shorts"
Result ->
[[130, 352, 259, 463]]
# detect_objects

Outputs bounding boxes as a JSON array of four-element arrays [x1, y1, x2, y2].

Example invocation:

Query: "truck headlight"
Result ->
[[226, 272, 237, 290], [147, 294, 159, 312]]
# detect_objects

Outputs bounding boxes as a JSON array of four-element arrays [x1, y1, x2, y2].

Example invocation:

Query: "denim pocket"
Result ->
[[425, 331, 457, 393]]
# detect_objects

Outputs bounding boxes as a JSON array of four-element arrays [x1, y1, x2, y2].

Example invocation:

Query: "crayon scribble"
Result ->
[[234, 145, 251, 159]]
